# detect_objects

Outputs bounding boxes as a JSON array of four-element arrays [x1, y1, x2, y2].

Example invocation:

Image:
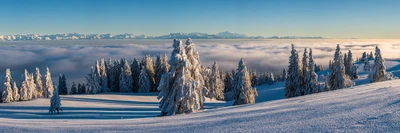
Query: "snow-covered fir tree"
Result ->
[[344, 53, 348, 75], [233, 58, 257, 105], [19, 72, 29, 101], [268, 72, 275, 85], [328, 44, 353, 90], [12, 81, 20, 101], [201, 66, 212, 98], [155, 54, 169, 90], [301, 48, 309, 94], [119, 61, 133, 92], [282, 68, 287, 81], [138, 66, 151, 93], [34, 67, 43, 98], [70, 82, 77, 94], [58, 74, 68, 95], [285, 44, 301, 98], [369, 51, 374, 60], [2, 69, 14, 103], [131, 58, 141, 92], [304, 48, 320, 94], [347, 50, 358, 79], [86, 67, 100, 94], [251, 71, 258, 87], [99, 59, 109, 92], [224, 70, 234, 93], [364, 60, 370, 72], [29, 74, 37, 99], [209, 61, 225, 100], [369, 46, 388, 83], [361, 52, 368, 63], [157, 39, 205, 116], [49, 86, 62, 114], [43, 67, 54, 98], [143, 55, 156, 92]]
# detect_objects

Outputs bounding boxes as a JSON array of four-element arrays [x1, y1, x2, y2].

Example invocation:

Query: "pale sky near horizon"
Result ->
[[1, 0, 400, 39]]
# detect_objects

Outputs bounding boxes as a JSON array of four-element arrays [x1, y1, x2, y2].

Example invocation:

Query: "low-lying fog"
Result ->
[[0, 39, 399, 87]]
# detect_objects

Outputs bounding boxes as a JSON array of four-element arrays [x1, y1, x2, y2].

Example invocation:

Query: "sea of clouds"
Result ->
[[0, 39, 399, 87]]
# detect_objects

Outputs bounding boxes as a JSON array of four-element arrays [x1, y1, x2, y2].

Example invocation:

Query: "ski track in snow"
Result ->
[[0, 59, 399, 132]]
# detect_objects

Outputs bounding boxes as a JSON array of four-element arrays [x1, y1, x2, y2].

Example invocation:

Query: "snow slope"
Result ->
[[0, 59, 399, 132]]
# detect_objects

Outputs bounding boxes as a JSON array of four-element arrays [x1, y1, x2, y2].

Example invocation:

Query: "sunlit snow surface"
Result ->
[[0, 59, 399, 132], [0, 39, 399, 86]]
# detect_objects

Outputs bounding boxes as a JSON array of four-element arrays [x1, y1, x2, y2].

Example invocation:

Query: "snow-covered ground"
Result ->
[[0, 59, 399, 132]]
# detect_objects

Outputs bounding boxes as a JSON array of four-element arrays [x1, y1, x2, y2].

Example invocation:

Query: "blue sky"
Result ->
[[1, 0, 400, 38]]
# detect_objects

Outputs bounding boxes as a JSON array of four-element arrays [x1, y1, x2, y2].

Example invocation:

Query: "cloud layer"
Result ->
[[0, 39, 399, 87]]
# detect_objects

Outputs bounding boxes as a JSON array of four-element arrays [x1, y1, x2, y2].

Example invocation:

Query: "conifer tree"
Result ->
[[138, 66, 151, 93], [119, 61, 133, 92], [58, 74, 68, 95], [301, 48, 309, 94], [328, 44, 353, 90], [285, 44, 301, 98], [12, 81, 20, 101], [2, 69, 14, 103], [43, 67, 54, 98], [49, 86, 62, 114], [34, 67, 43, 98], [210, 61, 225, 100], [233, 58, 257, 105], [131, 58, 141, 92], [143, 55, 156, 92], [369, 46, 389, 83], [305, 48, 319, 94], [157, 39, 205, 116], [347, 50, 358, 79], [70, 82, 77, 94], [282, 68, 287, 81]]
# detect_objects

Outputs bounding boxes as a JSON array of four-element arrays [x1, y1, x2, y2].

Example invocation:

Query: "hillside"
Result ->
[[0, 59, 399, 132]]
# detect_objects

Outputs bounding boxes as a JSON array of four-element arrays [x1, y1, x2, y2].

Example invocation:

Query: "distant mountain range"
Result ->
[[0, 31, 323, 41]]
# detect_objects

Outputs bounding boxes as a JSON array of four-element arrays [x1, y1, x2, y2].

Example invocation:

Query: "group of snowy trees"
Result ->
[[368, 46, 395, 83], [85, 54, 169, 94], [285, 45, 322, 98], [157, 39, 257, 116], [326, 45, 354, 91], [2, 67, 54, 103]]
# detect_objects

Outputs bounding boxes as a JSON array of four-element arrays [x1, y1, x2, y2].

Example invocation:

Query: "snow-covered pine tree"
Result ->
[[157, 39, 205, 116], [2, 69, 14, 103], [131, 58, 141, 92], [155, 54, 162, 89], [347, 50, 358, 79], [344, 53, 348, 75], [12, 81, 20, 101], [119, 68, 129, 92], [305, 48, 319, 94], [49, 86, 62, 114], [70, 82, 77, 94], [100, 59, 109, 92], [233, 58, 257, 105], [43, 67, 54, 98], [58, 74, 68, 95], [285, 44, 301, 98], [369, 46, 388, 83], [209, 61, 225, 100], [361, 52, 367, 63], [119, 61, 133, 92], [29, 74, 37, 99], [138, 66, 151, 93], [224, 70, 234, 93], [106, 58, 113, 89], [77, 83, 82, 94], [19, 73, 29, 101], [201, 66, 212, 98], [251, 70, 258, 87], [328, 44, 353, 90], [369, 51, 374, 60], [364, 60, 370, 72], [143, 55, 156, 92], [282, 68, 287, 81], [301, 48, 309, 95], [86, 67, 96, 94], [269, 72, 275, 84], [34, 67, 43, 98]]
